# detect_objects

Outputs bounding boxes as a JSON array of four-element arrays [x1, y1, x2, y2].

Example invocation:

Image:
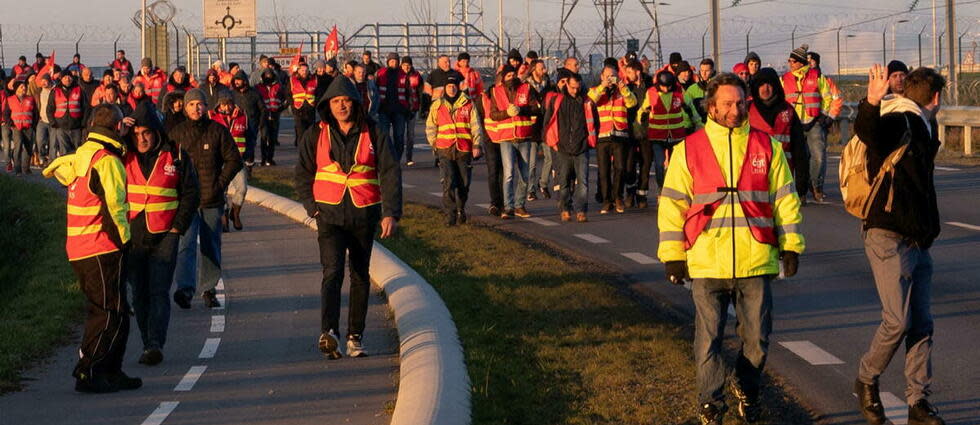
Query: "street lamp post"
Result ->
[[892, 19, 910, 63]]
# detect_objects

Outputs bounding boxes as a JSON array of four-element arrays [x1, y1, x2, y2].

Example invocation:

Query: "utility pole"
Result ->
[[919, 25, 926, 67], [526, 0, 531, 52], [947, 0, 957, 104], [932, 0, 938, 66], [141, 0, 147, 60], [882, 27, 887, 65], [836, 27, 842, 77], [710, 0, 720, 66], [746, 26, 752, 56], [498, 0, 503, 61]]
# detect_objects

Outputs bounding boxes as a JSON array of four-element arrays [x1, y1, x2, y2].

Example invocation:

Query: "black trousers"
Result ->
[[623, 138, 640, 197], [438, 154, 473, 214], [316, 220, 376, 337], [128, 229, 179, 351], [596, 139, 627, 205], [484, 142, 504, 209], [293, 111, 315, 146], [260, 112, 281, 162], [70, 250, 129, 379]]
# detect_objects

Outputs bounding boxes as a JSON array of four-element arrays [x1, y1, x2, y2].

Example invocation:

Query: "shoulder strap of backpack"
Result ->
[[863, 115, 913, 217]]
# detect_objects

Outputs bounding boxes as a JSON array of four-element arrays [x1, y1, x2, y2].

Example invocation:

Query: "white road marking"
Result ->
[[947, 221, 980, 231], [589, 163, 599, 168], [620, 252, 659, 264], [199, 338, 221, 359], [830, 155, 841, 160], [402, 183, 416, 188], [214, 293, 225, 310], [215, 278, 224, 291], [525, 217, 559, 227], [174, 366, 207, 392], [428, 191, 442, 197], [778, 341, 845, 365], [727, 304, 736, 318], [574, 233, 610, 244], [475, 203, 491, 209], [935, 166, 960, 171], [210, 315, 225, 333], [141, 401, 179, 425], [413, 143, 432, 150]]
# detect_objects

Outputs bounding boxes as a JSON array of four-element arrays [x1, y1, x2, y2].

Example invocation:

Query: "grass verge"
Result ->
[[250, 170, 815, 424], [0, 175, 81, 393]]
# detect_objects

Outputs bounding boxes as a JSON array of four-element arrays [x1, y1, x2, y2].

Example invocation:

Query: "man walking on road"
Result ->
[[295, 77, 402, 359], [124, 104, 199, 366], [657, 73, 805, 425], [290, 62, 318, 145], [426, 72, 483, 226], [588, 65, 637, 214], [376, 53, 411, 163], [43, 104, 143, 393], [484, 65, 540, 219], [852, 65, 947, 425], [543, 73, 598, 223], [782, 44, 836, 203], [169, 89, 243, 309], [636, 70, 693, 209]]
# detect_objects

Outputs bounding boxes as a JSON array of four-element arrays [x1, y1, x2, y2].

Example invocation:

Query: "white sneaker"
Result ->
[[318, 330, 342, 360], [346, 335, 368, 358]]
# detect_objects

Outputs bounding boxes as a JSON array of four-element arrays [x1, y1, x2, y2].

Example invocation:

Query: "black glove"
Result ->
[[665, 261, 689, 285], [781, 251, 799, 277]]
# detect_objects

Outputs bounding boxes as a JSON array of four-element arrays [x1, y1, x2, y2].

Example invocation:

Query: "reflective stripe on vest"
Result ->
[[377, 68, 409, 105], [54, 86, 83, 119], [783, 68, 822, 118], [647, 88, 687, 141], [258, 83, 283, 112], [7, 95, 36, 130], [312, 123, 382, 208], [594, 88, 630, 138], [209, 110, 248, 154], [748, 103, 794, 162], [681, 128, 777, 250], [290, 76, 317, 109], [434, 99, 475, 152], [543, 94, 598, 149], [66, 149, 122, 260], [125, 150, 179, 233], [484, 84, 534, 143]]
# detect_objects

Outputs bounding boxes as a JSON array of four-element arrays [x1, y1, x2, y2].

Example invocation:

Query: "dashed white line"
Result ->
[[428, 191, 442, 197], [214, 294, 226, 310], [880, 391, 910, 425], [402, 183, 416, 188], [779, 340, 845, 365], [620, 252, 659, 264], [174, 366, 207, 392], [524, 217, 559, 227], [727, 304, 736, 319], [210, 315, 225, 333], [140, 401, 179, 425], [215, 278, 224, 291], [935, 166, 960, 171], [947, 221, 980, 231], [574, 233, 610, 243], [199, 338, 221, 359], [475, 203, 491, 209]]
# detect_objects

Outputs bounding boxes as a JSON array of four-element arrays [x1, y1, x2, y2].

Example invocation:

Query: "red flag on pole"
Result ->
[[290, 40, 305, 73], [324, 26, 339, 58], [39, 50, 56, 78]]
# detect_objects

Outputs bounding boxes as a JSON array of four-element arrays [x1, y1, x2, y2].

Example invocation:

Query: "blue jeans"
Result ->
[[554, 150, 590, 213], [692, 276, 773, 408], [378, 110, 408, 162], [805, 123, 828, 192], [128, 231, 179, 350], [528, 142, 554, 193], [501, 141, 532, 210], [2, 124, 12, 163], [174, 207, 224, 297], [35, 121, 54, 157], [53, 128, 81, 157]]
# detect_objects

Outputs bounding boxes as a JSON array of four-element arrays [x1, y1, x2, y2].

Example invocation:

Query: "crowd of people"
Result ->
[[1, 40, 948, 425]]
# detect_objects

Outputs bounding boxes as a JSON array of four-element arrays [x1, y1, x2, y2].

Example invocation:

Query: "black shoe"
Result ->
[[202, 290, 221, 309], [637, 195, 648, 209], [527, 191, 537, 201], [445, 213, 457, 227], [625, 193, 636, 208], [74, 374, 118, 394], [854, 379, 887, 425], [698, 403, 726, 425], [139, 348, 163, 366], [501, 209, 514, 219], [173, 291, 191, 309], [268, 159, 277, 166], [457, 210, 467, 224], [540, 187, 551, 199], [729, 381, 761, 423], [488, 205, 501, 217], [319, 330, 342, 360], [106, 371, 142, 390], [909, 399, 945, 425]]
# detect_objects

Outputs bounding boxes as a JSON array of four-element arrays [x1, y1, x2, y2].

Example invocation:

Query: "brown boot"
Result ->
[[560, 211, 572, 222], [231, 205, 243, 230], [576, 212, 588, 223], [221, 211, 230, 232]]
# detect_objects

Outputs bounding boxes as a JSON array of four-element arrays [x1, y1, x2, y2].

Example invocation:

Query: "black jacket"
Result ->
[[854, 97, 941, 248], [169, 116, 244, 208], [542, 91, 599, 155], [231, 72, 265, 161], [295, 77, 402, 227], [750, 68, 810, 196]]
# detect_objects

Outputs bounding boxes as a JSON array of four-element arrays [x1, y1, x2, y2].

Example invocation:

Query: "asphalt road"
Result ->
[[0, 189, 397, 425], [394, 132, 980, 424]]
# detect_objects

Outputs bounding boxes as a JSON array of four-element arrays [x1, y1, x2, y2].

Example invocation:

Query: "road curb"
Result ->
[[244, 186, 472, 425]]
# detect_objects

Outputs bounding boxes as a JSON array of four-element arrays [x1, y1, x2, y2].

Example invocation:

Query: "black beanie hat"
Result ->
[[887, 60, 909, 76], [457, 52, 471, 62]]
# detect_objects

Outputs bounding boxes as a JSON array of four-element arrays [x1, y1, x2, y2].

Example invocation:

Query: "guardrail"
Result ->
[[837, 102, 978, 156]]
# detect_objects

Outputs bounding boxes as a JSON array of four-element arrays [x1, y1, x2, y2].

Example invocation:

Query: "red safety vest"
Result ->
[[112, 59, 132, 78], [783, 67, 822, 118], [593, 88, 630, 138], [257, 83, 283, 112], [682, 128, 777, 250], [13, 64, 31, 77], [646, 88, 687, 141], [0, 91, 6, 125], [312, 123, 382, 208], [290, 75, 317, 109], [376, 67, 407, 105], [484, 84, 534, 143], [66, 149, 123, 261], [209, 109, 248, 154], [125, 150, 180, 233], [748, 103, 794, 164], [543, 94, 597, 149], [53, 86, 83, 119], [404, 70, 423, 111], [7, 95, 36, 130], [433, 98, 475, 152], [456, 66, 484, 98], [134, 69, 166, 105]]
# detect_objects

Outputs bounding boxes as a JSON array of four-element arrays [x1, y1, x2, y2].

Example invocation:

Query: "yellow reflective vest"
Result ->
[[657, 119, 805, 279]]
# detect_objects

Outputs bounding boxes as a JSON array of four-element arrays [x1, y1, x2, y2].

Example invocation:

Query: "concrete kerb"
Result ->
[[244, 186, 472, 425]]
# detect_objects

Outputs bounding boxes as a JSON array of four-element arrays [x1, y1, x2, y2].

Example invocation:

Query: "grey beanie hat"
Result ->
[[184, 88, 207, 105]]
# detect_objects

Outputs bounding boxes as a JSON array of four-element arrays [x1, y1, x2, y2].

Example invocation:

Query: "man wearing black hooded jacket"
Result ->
[[295, 77, 402, 360], [748, 67, 810, 200]]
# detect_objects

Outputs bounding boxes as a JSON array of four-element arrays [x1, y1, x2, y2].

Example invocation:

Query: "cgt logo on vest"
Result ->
[[750, 153, 767, 175], [672, 96, 682, 109], [780, 110, 792, 124], [164, 164, 177, 176]]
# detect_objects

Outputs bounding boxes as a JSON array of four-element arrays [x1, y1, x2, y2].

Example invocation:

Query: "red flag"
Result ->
[[290, 40, 306, 72], [324, 26, 339, 58], [39, 50, 56, 78]]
